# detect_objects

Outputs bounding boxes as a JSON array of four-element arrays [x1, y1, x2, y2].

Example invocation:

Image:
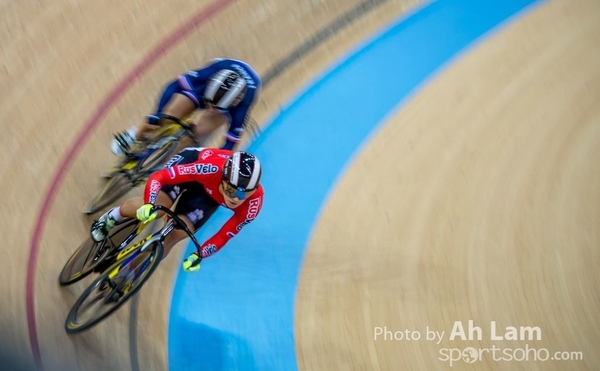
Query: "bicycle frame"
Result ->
[[104, 205, 203, 281], [119, 114, 198, 172], [106, 220, 169, 281]]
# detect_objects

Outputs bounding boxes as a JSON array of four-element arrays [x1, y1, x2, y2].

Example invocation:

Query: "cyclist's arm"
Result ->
[[221, 109, 244, 150], [221, 90, 257, 149], [198, 196, 263, 258]]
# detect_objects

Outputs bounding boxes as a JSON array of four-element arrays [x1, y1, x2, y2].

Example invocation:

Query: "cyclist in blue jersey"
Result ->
[[111, 58, 262, 154]]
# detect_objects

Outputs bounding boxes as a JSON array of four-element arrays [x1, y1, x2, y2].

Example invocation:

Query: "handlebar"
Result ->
[[155, 113, 201, 146], [151, 205, 203, 259]]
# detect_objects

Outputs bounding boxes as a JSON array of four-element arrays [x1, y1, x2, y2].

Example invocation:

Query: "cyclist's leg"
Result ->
[[108, 190, 175, 280], [92, 190, 174, 281], [172, 109, 227, 152], [136, 93, 197, 139], [92, 191, 170, 242], [113, 80, 197, 155]]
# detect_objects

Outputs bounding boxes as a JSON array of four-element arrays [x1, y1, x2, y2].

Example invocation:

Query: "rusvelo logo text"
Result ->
[[148, 179, 161, 203], [177, 163, 218, 176], [235, 198, 261, 231]]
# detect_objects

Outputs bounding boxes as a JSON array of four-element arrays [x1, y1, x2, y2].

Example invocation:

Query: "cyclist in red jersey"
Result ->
[[90, 147, 264, 272]]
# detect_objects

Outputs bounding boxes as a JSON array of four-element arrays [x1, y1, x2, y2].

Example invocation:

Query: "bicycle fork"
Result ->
[[106, 234, 160, 295]]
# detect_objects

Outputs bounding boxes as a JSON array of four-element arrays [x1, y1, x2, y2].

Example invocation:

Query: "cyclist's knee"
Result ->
[[120, 197, 145, 217], [162, 93, 197, 119]]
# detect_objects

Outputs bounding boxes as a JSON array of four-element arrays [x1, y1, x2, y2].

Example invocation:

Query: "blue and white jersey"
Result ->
[[177, 58, 261, 147]]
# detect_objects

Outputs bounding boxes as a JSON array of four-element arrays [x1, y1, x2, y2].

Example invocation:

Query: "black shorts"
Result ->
[[160, 148, 219, 230]]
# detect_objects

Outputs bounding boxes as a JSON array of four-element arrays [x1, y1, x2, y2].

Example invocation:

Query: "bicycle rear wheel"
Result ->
[[65, 241, 164, 333], [136, 135, 180, 174], [59, 219, 140, 285], [88, 136, 181, 215], [85, 172, 136, 214]]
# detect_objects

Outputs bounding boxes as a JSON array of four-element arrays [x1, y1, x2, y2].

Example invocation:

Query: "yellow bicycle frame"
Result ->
[[119, 122, 185, 171], [107, 220, 155, 279]]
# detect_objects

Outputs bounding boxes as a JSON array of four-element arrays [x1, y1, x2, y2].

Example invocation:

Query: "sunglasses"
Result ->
[[222, 182, 252, 200]]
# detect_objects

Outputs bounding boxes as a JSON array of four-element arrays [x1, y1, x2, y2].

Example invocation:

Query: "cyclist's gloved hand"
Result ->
[[136, 203, 157, 223], [182, 252, 201, 272]]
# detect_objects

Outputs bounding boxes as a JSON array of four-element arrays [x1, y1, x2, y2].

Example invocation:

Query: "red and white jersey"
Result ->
[[143, 147, 264, 257]]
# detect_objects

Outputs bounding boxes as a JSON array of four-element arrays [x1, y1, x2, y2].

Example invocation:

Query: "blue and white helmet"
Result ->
[[223, 151, 262, 191], [204, 69, 247, 110]]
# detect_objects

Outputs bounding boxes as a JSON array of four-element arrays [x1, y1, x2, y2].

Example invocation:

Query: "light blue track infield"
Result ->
[[168, 0, 542, 369]]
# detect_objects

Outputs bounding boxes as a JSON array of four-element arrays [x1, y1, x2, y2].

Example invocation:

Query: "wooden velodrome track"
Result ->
[[1, 0, 599, 370]]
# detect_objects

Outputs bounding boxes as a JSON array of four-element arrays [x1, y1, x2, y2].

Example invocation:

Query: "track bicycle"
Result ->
[[84, 114, 200, 214], [61, 205, 203, 333]]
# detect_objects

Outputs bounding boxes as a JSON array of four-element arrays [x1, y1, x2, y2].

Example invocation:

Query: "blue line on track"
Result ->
[[168, 0, 542, 369]]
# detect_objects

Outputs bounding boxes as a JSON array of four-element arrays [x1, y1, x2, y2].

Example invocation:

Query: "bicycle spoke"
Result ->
[[59, 239, 109, 285], [78, 288, 109, 314], [71, 283, 115, 325]]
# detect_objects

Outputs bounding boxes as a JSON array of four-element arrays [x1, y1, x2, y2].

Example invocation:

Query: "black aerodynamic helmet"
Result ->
[[222, 151, 262, 192], [204, 69, 248, 110]]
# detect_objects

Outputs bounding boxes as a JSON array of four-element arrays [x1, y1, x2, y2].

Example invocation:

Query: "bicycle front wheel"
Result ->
[[59, 238, 111, 286], [64, 241, 164, 333], [58, 219, 141, 285]]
